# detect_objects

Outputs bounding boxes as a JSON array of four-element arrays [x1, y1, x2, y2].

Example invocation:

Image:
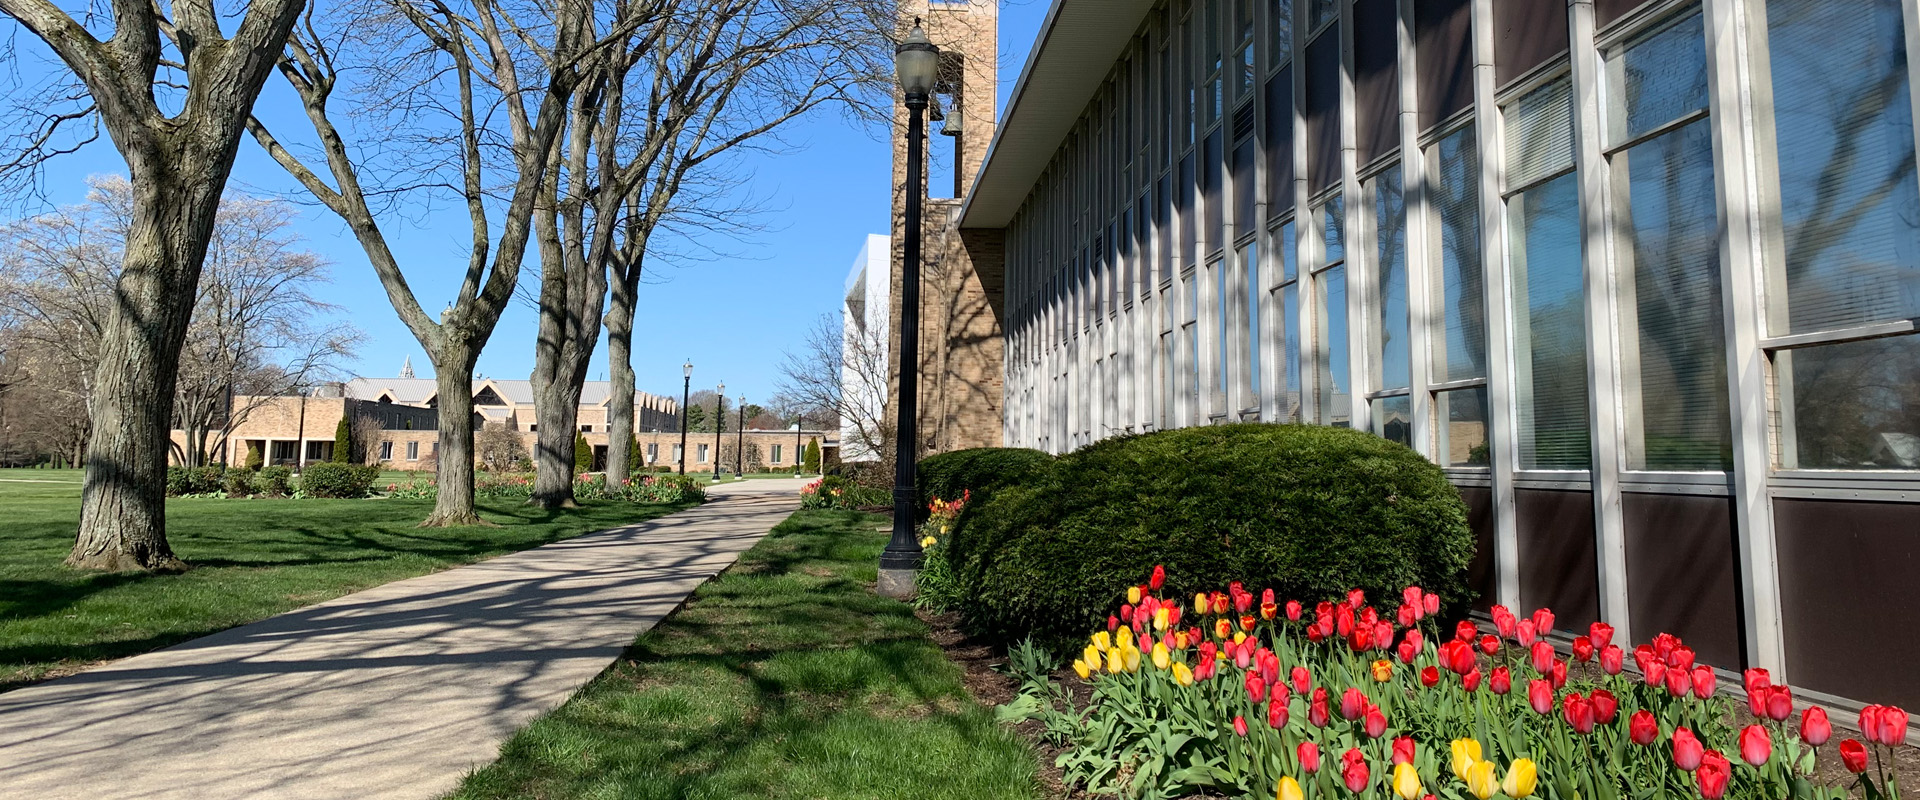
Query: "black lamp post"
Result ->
[[878, 20, 937, 597], [711, 381, 725, 482], [678, 360, 692, 475], [734, 395, 746, 478], [792, 420, 803, 476]]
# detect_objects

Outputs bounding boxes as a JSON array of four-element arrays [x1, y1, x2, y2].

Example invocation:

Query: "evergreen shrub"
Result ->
[[298, 462, 380, 498]]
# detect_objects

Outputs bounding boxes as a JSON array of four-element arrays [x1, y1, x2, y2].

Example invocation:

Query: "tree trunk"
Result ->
[[528, 359, 585, 508], [604, 280, 636, 484], [423, 358, 488, 526], [69, 163, 219, 572]]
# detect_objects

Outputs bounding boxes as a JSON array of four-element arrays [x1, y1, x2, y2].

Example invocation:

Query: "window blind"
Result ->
[[1504, 77, 1573, 189]]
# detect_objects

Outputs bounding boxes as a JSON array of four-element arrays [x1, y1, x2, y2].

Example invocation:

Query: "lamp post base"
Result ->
[[876, 568, 919, 600]]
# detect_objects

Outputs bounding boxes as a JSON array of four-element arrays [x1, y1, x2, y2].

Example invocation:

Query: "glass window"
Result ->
[[1509, 173, 1591, 469], [380, 441, 393, 461], [1236, 0, 1256, 96], [1320, 193, 1345, 265], [1205, 129, 1225, 250], [1213, 258, 1230, 414], [698, 443, 709, 463], [1430, 125, 1485, 382], [1777, 336, 1920, 469], [1306, 0, 1337, 33], [1180, 154, 1198, 265], [1316, 266, 1349, 426], [1435, 387, 1491, 467], [1183, 272, 1201, 424], [1606, 12, 1709, 146], [1372, 394, 1412, 446], [1505, 78, 1575, 195], [1242, 239, 1261, 409], [1270, 221, 1302, 423], [1271, 0, 1294, 68], [1369, 164, 1409, 393], [406, 441, 419, 461], [1161, 331, 1176, 428]]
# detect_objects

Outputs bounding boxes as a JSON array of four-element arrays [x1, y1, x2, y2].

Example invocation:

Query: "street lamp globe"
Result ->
[[895, 21, 937, 98], [683, 360, 693, 378]]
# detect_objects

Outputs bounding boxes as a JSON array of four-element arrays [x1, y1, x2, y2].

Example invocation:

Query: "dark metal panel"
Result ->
[[1353, 0, 1400, 164], [1265, 68, 1296, 218], [1596, 0, 1650, 29], [1414, 0, 1474, 130], [1458, 485, 1498, 611], [1490, 0, 1569, 88], [1776, 498, 1920, 712], [1515, 487, 1600, 629], [1306, 27, 1343, 192], [1622, 492, 1745, 670]]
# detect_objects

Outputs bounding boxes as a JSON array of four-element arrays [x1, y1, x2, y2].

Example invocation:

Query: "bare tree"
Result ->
[[0, 0, 306, 569], [248, 0, 616, 525], [474, 422, 526, 470], [776, 312, 889, 466]]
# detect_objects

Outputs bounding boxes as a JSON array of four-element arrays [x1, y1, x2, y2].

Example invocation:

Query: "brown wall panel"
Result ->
[[1415, 0, 1474, 130], [1515, 487, 1600, 629], [1353, 0, 1400, 165], [1622, 492, 1745, 671], [1776, 498, 1920, 712], [1490, 0, 1568, 88], [1305, 28, 1343, 192], [1265, 68, 1296, 218], [1596, 0, 1650, 28], [1458, 485, 1497, 612]]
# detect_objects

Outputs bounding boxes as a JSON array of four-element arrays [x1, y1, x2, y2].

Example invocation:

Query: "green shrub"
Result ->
[[257, 465, 294, 497], [244, 443, 264, 471], [802, 438, 821, 472], [800, 475, 888, 510], [574, 432, 591, 473], [164, 467, 193, 497], [944, 424, 1475, 645], [298, 462, 379, 498], [333, 418, 351, 463], [916, 447, 1055, 513], [223, 467, 256, 497]]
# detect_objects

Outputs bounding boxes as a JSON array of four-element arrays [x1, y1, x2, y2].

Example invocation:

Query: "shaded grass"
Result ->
[[0, 469, 694, 692], [448, 509, 1041, 800]]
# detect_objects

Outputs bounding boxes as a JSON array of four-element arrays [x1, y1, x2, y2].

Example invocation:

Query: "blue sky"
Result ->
[[8, 1, 1051, 405]]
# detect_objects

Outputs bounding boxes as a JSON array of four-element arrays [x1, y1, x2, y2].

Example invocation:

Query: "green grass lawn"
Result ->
[[0, 468, 695, 692], [448, 509, 1041, 800]]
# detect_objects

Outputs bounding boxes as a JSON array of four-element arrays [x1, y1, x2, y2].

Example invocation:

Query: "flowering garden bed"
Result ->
[[1000, 566, 1914, 800]]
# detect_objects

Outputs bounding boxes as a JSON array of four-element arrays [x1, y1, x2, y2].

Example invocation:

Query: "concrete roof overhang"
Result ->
[[957, 0, 1157, 230]]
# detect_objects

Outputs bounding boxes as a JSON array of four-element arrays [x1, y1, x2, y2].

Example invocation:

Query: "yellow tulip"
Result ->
[[1195, 593, 1210, 615], [1084, 644, 1102, 668], [1121, 645, 1141, 673], [1232, 631, 1247, 645], [1174, 630, 1190, 649], [920, 535, 936, 548], [1106, 649, 1124, 673], [1275, 776, 1304, 800], [1391, 762, 1422, 800], [1151, 643, 1171, 670], [1501, 759, 1537, 799], [1072, 659, 1091, 680], [1117, 625, 1133, 644], [1153, 607, 1171, 631], [1463, 760, 1498, 800], [1172, 662, 1194, 687], [1450, 738, 1483, 781], [1371, 659, 1393, 682], [1127, 586, 1142, 605]]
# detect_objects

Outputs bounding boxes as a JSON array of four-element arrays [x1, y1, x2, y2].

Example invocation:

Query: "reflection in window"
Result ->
[[1779, 336, 1920, 469], [1242, 240, 1261, 409], [1306, 0, 1337, 34], [1509, 174, 1590, 469], [1317, 266, 1349, 426], [1271, 0, 1294, 67], [1270, 222, 1302, 422], [1605, 12, 1708, 145], [1373, 394, 1412, 447], [1214, 258, 1230, 414], [1430, 125, 1485, 383], [1435, 387, 1491, 467], [1183, 272, 1200, 425], [1369, 164, 1409, 393]]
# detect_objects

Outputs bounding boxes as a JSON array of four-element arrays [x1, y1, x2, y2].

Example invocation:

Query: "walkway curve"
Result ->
[[0, 479, 805, 800]]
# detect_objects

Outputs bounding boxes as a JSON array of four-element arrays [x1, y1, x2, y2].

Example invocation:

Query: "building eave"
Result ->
[[956, 0, 1156, 230]]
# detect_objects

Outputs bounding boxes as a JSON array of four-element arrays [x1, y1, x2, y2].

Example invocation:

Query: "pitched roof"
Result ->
[[342, 378, 675, 410]]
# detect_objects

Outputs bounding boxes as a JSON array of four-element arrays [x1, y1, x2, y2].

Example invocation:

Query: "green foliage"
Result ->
[[297, 462, 380, 499], [332, 418, 351, 463], [243, 443, 264, 471], [165, 466, 225, 496], [222, 467, 256, 498], [945, 424, 1475, 645], [573, 432, 591, 474], [803, 437, 821, 472], [256, 466, 293, 498], [916, 447, 1055, 515], [800, 476, 888, 510]]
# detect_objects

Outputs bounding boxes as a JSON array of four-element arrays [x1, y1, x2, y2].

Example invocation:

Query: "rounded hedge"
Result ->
[[943, 424, 1474, 645], [916, 447, 1055, 511]]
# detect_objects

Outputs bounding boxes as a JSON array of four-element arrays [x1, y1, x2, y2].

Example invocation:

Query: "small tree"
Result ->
[[332, 418, 351, 463], [475, 424, 526, 472], [804, 438, 821, 473], [245, 442, 264, 471], [574, 432, 592, 474]]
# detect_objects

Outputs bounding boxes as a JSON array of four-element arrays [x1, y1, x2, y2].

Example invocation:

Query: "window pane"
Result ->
[[1317, 265, 1350, 425], [1162, 331, 1175, 428], [1233, 136, 1257, 230], [1435, 387, 1491, 467], [1180, 153, 1198, 265], [1765, 0, 1920, 334], [1272, 0, 1295, 66], [1319, 193, 1345, 265], [1372, 395, 1412, 446], [1307, 0, 1337, 32], [1606, 11, 1708, 145], [1619, 119, 1731, 470], [1371, 164, 1410, 392], [1215, 258, 1230, 413], [1244, 239, 1262, 407], [1275, 219, 1298, 283], [1279, 283, 1303, 421], [1430, 125, 1486, 382], [1205, 129, 1225, 249], [1510, 172, 1592, 469], [1778, 334, 1920, 469], [1505, 76, 1574, 189]]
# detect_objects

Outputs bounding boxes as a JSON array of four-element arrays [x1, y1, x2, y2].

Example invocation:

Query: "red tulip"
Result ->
[[1571, 635, 1594, 663], [1348, 625, 1373, 653], [1744, 667, 1771, 695], [1263, 588, 1276, 606], [1801, 706, 1831, 746], [1664, 664, 1691, 698], [1336, 605, 1355, 638], [1492, 605, 1515, 639], [1766, 686, 1794, 723], [1107, 615, 1119, 632], [1392, 736, 1415, 765], [1591, 688, 1618, 723], [1233, 715, 1249, 737], [1213, 592, 1231, 614], [1121, 603, 1133, 621], [1292, 665, 1312, 696], [1478, 634, 1500, 656], [1246, 674, 1268, 704], [1629, 710, 1659, 745], [1364, 703, 1388, 738], [1309, 687, 1330, 727], [1438, 641, 1472, 675], [1286, 600, 1303, 620], [1738, 725, 1771, 766], [1261, 601, 1278, 620], [1347, 589, 1366, 608], [1531, 608, 1555, 636], [1236, 593, 1254, 615], [1260, 650, 1280, 686], [1374, 621, 1393, 649], [1341, 748, 1369, 793], [1527, 679, 1553, 714], [1402, 585, 1423, 612], [1421, 666, 1440, 688], [1644, 660, 1667, 688], [1396, 604, 1417, 629], [1149, 565, 1165, 590], [1653, 633, 1680, 662], [1563, 692, 1595, 734], [1298, 740, 1322, 772], [1551, 659, 1567, 690], [1696, 750, 1731, 799], [1514, 619, 1536, 648], [1862, 705, 1908, 746], [1530, 641, 1555, 674], [1588, 621, 1615, 651], [1454, 620, 1477, 643], [1268, 697, 1289, 729], [1490, 666, 1511, 695], [1666, 644, 1695, 673], [1691, 665, 1716, 699], [1673, 727, 1704, 771], [1462, 668, 1482, 692], [1600, 644, 1624, 675], [1341, 687, 1366, 720], [1840, 739, 1869, 773], [1423, 593, 1439, 617]]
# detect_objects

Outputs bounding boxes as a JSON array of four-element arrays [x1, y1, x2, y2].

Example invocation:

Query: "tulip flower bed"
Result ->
[[1004, 565, 1911, 800]]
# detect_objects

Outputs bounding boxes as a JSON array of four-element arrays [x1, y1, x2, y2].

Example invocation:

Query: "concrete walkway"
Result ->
[[0, 479, 806, 800]]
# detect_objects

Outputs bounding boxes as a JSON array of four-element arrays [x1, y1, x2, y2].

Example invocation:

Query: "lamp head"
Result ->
[[895, 20, 938, 98], [717, 381, 725, 395], [683, 360, 693, 378]]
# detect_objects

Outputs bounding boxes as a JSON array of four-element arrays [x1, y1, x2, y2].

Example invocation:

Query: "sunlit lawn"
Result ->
[[0, 468, 694, 692], [448, 509, 1040, 800]]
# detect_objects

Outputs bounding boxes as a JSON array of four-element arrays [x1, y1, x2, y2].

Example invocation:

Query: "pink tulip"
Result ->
[[1515, 619, 1537, 648], [1801, 706, 1831, 746], [1364, 703, 1388, 738], [1528, 679, 1553, 714], [1268, 698, 1288, 729], [1738, 725, 1771, 766], [1673, 727, 1704, 771], [1233, 715, 1248, 737]]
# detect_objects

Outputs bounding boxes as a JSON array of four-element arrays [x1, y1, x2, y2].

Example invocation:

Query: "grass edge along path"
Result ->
[[448, 509, 1042, 800]]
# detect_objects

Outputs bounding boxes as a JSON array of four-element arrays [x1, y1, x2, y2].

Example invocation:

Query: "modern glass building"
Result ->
[[952, 0, 1920, 716]]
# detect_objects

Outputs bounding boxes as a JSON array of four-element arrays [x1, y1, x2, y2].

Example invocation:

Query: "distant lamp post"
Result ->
[[711, 381, 725, 482], [878, 20, 938, 600], [734, 395, 746, 478], [790, 421, 802, 476], [679, 360, 693, 475]]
